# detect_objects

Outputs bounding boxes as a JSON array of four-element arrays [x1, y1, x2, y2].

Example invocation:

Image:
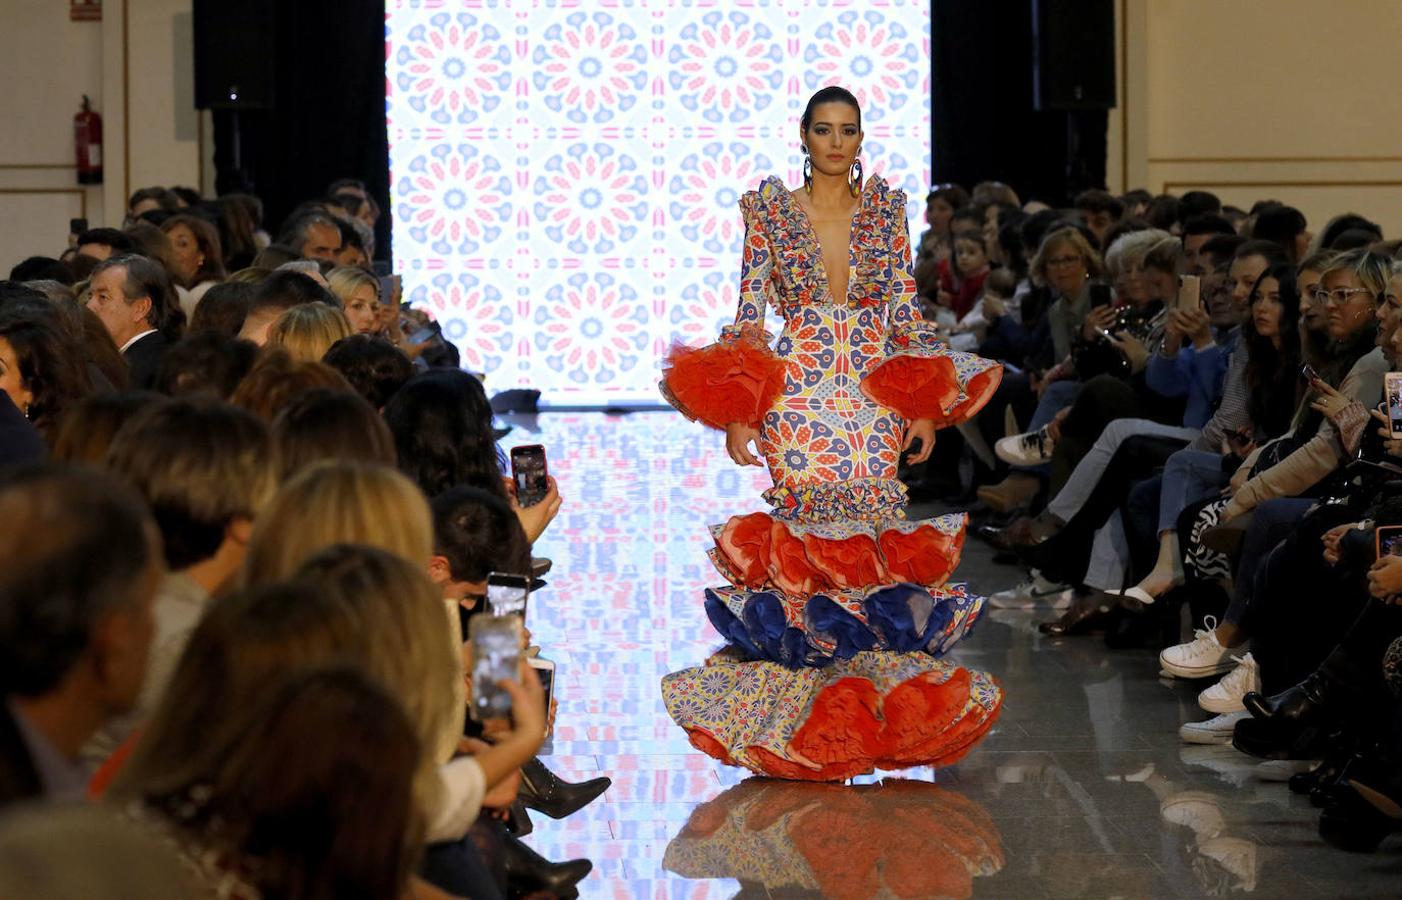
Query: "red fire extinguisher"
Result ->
[[74, 95, 103, 186]]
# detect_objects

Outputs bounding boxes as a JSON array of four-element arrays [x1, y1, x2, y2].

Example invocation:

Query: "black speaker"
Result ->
[[193, 0, 276, 109], [1032, 0, 1116, 111]]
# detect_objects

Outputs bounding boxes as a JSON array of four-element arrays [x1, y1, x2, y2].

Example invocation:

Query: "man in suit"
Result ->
[[86, 254, 184, 390], [0, 466, 160, 806]]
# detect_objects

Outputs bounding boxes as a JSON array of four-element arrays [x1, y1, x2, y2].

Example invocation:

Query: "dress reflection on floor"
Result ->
[[506, 410, 1402, 899]]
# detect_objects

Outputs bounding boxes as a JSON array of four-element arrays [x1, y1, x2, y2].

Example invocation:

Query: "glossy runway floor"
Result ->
[[507, 410, 1402, 898]]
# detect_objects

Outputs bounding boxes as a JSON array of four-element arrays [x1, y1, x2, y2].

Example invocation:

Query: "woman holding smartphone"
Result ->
[[658, 87, 1004, 781]]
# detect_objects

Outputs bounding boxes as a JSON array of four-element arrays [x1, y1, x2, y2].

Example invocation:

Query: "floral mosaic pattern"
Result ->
[[386, 0, 933, 403]]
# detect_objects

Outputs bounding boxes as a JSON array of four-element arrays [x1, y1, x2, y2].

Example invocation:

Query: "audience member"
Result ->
[[270, 388, 397, 480], [49, 391, 167, 465], [160, 214, 227, 318], [86, 255, 184, 389], [186, 280, 253, 336], [323, 334, 414, 409], [265, 302, 353, 363], [75, 228, 135, 262], [237, 269, 336, 345], [153, 331, 258, 398], [278, 212, 343, 262], [326, 265, 382, 335], [230, 350, 354, 421]]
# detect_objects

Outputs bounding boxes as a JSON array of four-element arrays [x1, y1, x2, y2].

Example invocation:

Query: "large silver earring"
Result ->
[[848, 158, 863, 196], [802, 151, 813, 194]]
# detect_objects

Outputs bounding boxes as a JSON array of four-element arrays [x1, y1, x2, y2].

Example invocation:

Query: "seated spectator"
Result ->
[[0, 466, 159, 805], [236, 270, 336, 345], [1314, 213, 1382, 253], [277, 212, 343, 262], [1181, 214, 1238, 274], [230, 350, 354, 421], [326, 266, 382, 335], [84, 399, 274, 765], [385, 369, 507, 500], [87, 255, 185, 389], [249, 244, 301, 270], [971, 180, 1019, 208], [915, 184, 969, 271], [217, 193, 264, 271], [75, 228, 136, 262], [334, 217, 372, 268], [1175, 190, 1222, 230], [50, 391, 167, 465], [1074, 189, 1124, 248], [153, 331, 258, 399], [121, 223, 177, 277], [160, 214, 227, 318], [323, 334, 414, 410], [9, 256, 74, 285], [328, 177, 381, 231], [186, 281, 253, 336], [126, 187, 180, 221], [270, 388, 397, 480], [0, 303, 93, 441], [1250, 203, 1310, 263], [265, 303, 353, 363], [937, 228, 992, 320]]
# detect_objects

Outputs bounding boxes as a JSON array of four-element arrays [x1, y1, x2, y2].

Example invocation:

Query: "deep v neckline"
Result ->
[[776, 177, 868, 304]]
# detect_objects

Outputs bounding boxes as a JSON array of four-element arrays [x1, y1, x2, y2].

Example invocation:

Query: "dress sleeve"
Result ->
[[660, 193, 790, 431], [858, 190, 1002, 427]]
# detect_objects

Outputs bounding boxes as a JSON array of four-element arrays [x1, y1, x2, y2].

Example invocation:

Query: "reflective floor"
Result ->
[[506, 411, 1402, 898]]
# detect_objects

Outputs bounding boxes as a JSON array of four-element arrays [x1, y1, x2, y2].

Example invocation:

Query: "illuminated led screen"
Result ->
[[387, 1, 931, 405]]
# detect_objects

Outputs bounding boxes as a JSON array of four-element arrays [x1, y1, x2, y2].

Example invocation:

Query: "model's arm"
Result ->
[[859, 187, 1002, 429], [659, 192, 788, 433]]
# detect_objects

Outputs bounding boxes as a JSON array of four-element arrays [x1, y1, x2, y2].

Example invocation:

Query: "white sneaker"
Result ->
[[1178, 710, 1249, 745], [1160, 616, 1237, 679], [1160, 791, 1225, 839], [1196, 653, 1260, 714], [995, 428, 1055, 466], [1197, 836, 1258, 893], [988, 570, 1073, 610]]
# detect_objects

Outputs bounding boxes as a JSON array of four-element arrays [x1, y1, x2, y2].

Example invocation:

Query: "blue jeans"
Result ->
[[1159, 449, 1229, 534], [1224, 497, 1316, 628]]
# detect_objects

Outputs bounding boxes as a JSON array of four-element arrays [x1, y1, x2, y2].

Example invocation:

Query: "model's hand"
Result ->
[[902, 418, 937, 465], [725, 423, 764, 467]]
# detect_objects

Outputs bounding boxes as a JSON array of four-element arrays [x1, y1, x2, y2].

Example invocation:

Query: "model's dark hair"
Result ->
[[384, 369, 505, 499], [1242, 264, 1303, 438], [801, 86, 861, 132]]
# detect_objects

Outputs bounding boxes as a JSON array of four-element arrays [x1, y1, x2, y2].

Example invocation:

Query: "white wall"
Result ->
[[1110, 0, 1402, 236], [0, 0, 203, 272]]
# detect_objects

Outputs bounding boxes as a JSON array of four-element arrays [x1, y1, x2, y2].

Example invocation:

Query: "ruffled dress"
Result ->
[[659, 175, 1004, 781]]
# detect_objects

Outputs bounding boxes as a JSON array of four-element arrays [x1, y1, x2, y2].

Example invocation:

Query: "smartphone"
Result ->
[[407, 324, 438, 345], [486, 571, 530, 618], [468, 614, 520, 721], [1177, 274, 1201, 311], [1377, 525, 1402, 560], [1088, 282, 1113, 309], [1301, 364, 1321, 384], [378, 273, 402, 307], [1093, 326, 1115, 342], [510, 444, 549, 508], [528, 656, 555, 716], [1386, 372, 1402, 439]]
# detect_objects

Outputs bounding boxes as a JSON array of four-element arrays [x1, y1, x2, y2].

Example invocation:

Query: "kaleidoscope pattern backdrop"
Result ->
[[387, 0, 932, 404]]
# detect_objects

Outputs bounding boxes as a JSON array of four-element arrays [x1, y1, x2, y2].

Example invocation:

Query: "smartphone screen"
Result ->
[[486, 572, 530, 618], [1088, 282, 1113, 309], [529, 657, 555, 714], [1301, 364, 1320, 384], [510, 444, 549, 508], [468, 614, 520, 721], [378, 273, 402, 308], [1387, 372, 1402, 439], [1177, 274, 1201, 311]]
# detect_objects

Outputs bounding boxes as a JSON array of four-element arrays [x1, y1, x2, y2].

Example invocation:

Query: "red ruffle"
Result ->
[[859, 355, 960, 422], [713, 512, 964, 596], [662, 336, 789, 431], [685, 668, 1002, 782], [860, 355, 1004, 427]]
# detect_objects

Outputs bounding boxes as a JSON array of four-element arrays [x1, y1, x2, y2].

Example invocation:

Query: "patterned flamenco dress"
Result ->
[[658, 175, 1005, 781]]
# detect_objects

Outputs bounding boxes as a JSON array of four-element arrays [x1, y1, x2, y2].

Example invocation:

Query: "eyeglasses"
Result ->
[[1046, 255, 1083, 269], [1313, 287, 1376, 304]]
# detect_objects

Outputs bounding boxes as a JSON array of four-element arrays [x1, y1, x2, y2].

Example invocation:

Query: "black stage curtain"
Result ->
[[930, 0, 1107, 206], [211, 0, 390, 261]]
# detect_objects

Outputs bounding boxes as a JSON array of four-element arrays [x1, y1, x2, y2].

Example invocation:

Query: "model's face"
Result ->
[[166, 224, 202, 282], [344, 283, 380, 335], [1321, 268, 1375, 341], [1249, 276, 1283, 340], [954, 238, 987, 275], [0, 337, 32, 415], [802, 103, 862, 177], [927, 198, 954, 232], [1297, 268, 1326, 332]]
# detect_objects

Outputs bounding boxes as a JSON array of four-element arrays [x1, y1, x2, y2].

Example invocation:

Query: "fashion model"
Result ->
[[659, 87, 1005, 780]]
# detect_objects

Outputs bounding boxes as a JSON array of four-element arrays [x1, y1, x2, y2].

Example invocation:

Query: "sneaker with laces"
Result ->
[[988, 570, 1073, 610], [1178, 710, 1250, 745], [1160, 616, 1238, 678], [1197, 653, 1260, 714], [995, 428, 1055, 466]]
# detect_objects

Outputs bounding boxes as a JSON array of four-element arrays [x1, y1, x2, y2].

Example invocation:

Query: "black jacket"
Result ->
[[123, 330, 169, 391]]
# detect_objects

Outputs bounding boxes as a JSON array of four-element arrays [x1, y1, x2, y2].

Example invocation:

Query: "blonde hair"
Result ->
[[326, 266, 380, 307], [1030, 226, 1104, 288], [1320, 247, 1393, 298], [265, 303, 352, 363], [242, 460, 433, 585]]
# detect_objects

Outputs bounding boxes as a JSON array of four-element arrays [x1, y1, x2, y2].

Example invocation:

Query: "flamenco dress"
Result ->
[[658, 175, 1005, 781]]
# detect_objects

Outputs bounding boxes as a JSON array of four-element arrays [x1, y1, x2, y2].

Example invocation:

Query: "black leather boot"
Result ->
[[520, 757, 611, 819], [503, 799, 533, 837], [502, 831, 591, 898], [1242, 670, 1340, 728]]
